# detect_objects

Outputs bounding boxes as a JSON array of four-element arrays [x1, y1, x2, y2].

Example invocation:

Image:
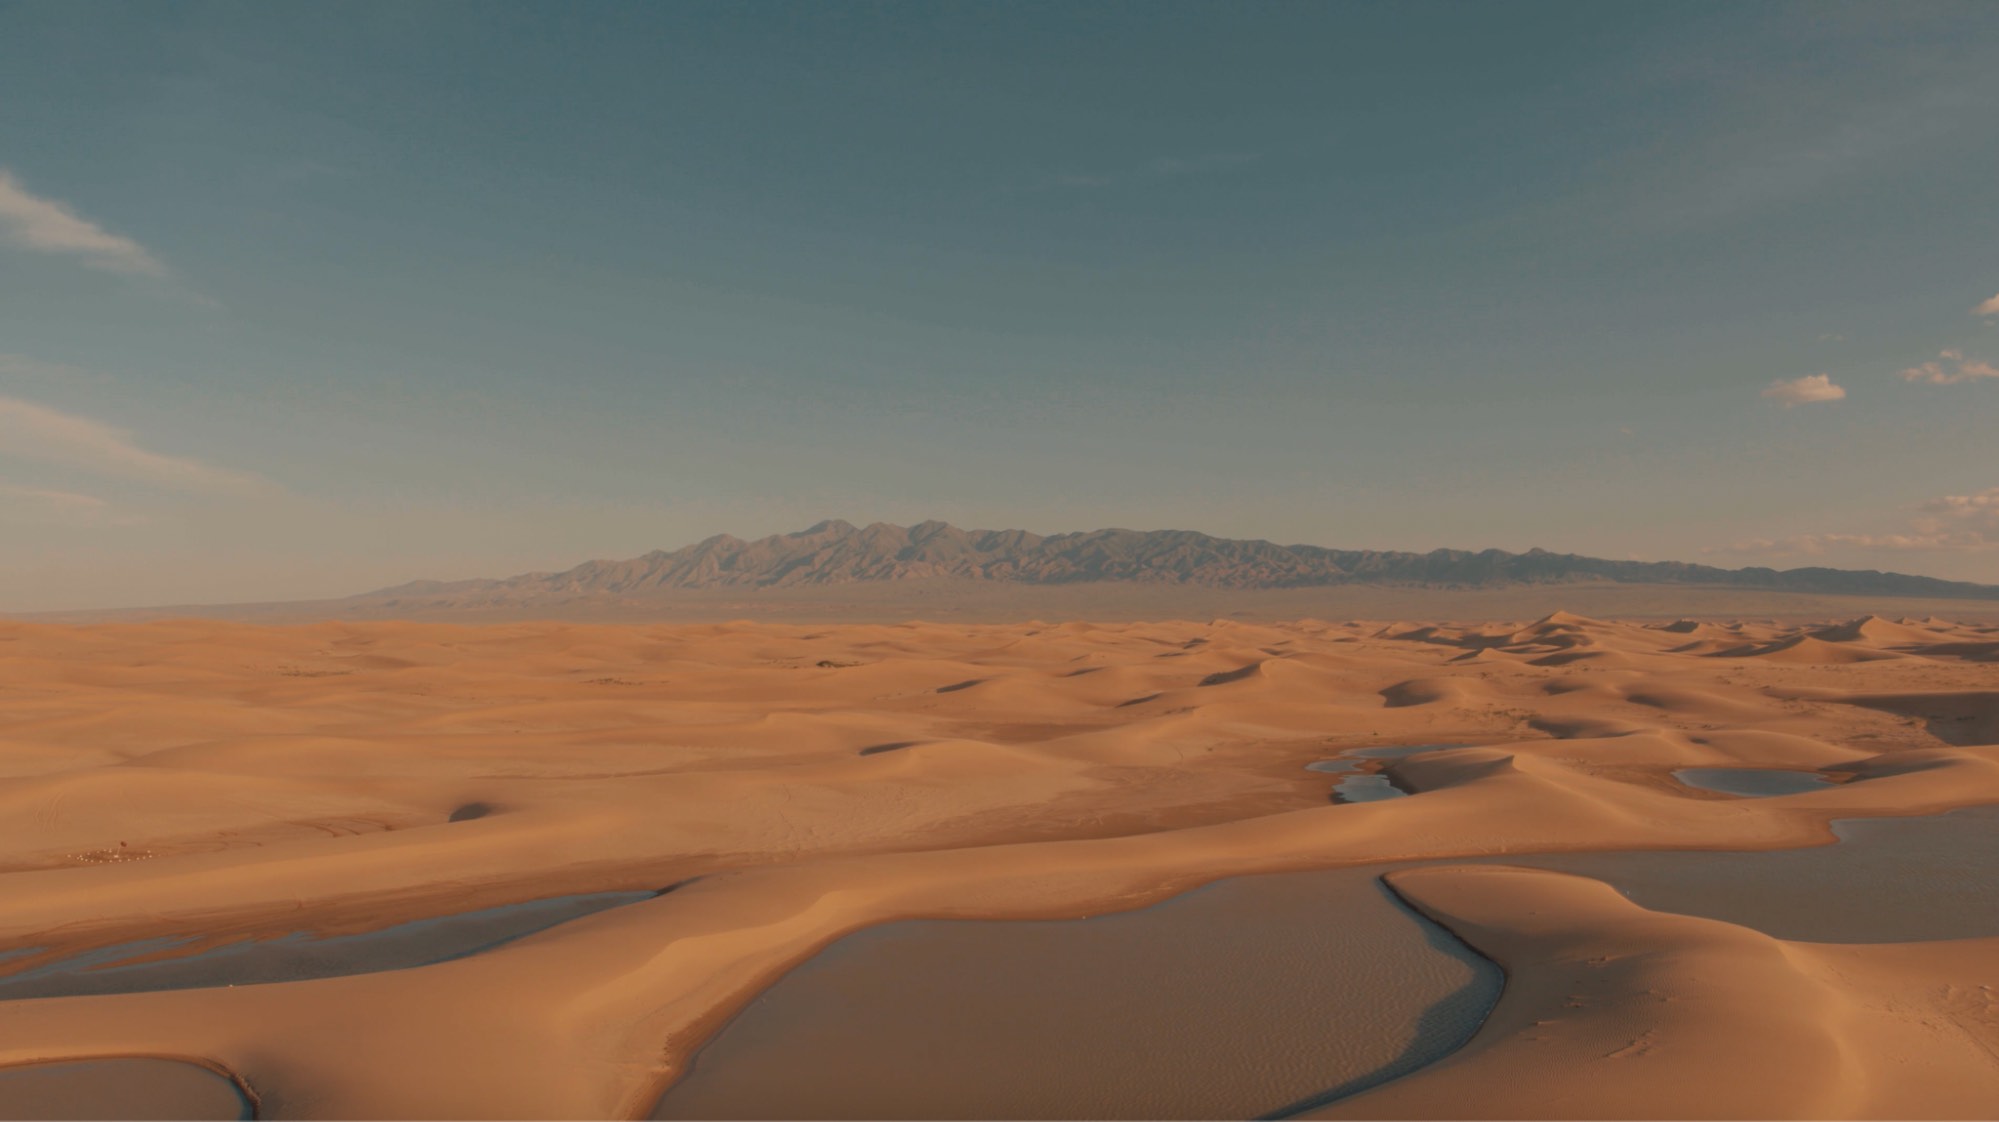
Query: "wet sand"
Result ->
[[0, 611, 1994, 1117]]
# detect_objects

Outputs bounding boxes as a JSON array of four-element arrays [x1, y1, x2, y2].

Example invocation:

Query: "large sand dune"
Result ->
[[0, 613, 1994, 1117]]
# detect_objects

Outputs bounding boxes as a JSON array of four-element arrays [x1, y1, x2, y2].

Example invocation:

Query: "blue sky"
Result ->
[[2, 0, 1997, 609]]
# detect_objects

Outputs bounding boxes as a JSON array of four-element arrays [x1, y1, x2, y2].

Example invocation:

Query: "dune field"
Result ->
[[0, 611, 1996, 1119]]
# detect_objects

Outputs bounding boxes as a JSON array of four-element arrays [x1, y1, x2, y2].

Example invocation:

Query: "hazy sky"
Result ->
[[3, 0, 1997, 609]]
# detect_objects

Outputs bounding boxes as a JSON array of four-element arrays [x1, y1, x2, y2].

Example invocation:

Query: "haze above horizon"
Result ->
[[3, 0, 1997, 611]]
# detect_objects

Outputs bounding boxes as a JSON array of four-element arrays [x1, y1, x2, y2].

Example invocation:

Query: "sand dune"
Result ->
[[1319, 865, 1999, 1119], [0, 614, 1994, 1117]]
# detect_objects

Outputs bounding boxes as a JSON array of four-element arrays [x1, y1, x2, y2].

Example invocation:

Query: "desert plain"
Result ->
[[0, 608, 1997, 1119]]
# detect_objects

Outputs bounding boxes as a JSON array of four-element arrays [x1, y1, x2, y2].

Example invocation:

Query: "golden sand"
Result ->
[[0, 612, 1993, 1117]]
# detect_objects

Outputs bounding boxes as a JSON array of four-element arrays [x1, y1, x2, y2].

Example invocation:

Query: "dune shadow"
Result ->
[[1377, 681, 1435, 708], [1782, 691, 1999, 747], [1198, 663, 1261, 687]]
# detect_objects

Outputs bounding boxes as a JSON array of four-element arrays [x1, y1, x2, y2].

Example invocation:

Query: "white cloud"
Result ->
[[1760, 373, 1846, 406], [0, 394, 267, 495], [0, 168, 165, 277], [0, 481, 144, 527], [0, 482, 107, 512], [1898, 348, 1999, 385], [1714, 536, 1814, 558], [1714, 487, 1999, 557], [1975, 293, 1999, 317], [1913, 489, 1999, 545]]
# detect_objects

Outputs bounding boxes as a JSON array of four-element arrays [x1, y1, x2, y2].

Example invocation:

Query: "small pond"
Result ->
[[650, 865, 1501, 1120], [1306, 744, 1467, 804], [1502, 805, 1999, 943], [1673, 767, 1837, 798], [0, 889, 657, 1002], [0, 1057, 251, 1120], [648, 800, 1999, 1119]]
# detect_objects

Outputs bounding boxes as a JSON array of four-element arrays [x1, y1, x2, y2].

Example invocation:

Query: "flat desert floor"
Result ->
[[0, 612, 1996, 1118]]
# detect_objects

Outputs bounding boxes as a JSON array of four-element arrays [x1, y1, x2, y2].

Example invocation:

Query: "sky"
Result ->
[[2, 0, 1997, 610]]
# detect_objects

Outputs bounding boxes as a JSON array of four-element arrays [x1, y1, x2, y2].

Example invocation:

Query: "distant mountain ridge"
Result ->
[[365, 519, 1999, 603]]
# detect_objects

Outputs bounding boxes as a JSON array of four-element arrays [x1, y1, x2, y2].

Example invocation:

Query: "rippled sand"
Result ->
[[0, 611, 1994, 1117]]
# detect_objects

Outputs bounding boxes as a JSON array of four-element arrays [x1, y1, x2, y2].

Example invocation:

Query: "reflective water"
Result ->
[[649, 798, 1999, 1120], [1673, 767, 1837, 798], [1306, 745, 1466, 804], [1504, 806, 1999, 942], [1328, 774, 1405, 803], [0, 1058, 250, 1120], [0, 889, 656, 1001], [651, 866, 1501, 1120]]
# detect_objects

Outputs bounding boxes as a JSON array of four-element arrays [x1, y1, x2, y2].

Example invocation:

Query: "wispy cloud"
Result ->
[[0, 482, 108, 513], [0, 168, 166, 277], [0, 352, 92, 384], [1974, 293, 1999, 317], [0, 394, 267, 494], [1760, 373, 1846, 406], [1897, 349, 1999, 386], [1031, 151, 1261, 192], [1714, 487, 1999, 557], [1601, 3, 1999, 237], [0, 482, 145, 527]]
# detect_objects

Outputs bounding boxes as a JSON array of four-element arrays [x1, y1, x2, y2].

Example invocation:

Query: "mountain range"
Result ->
[[360, 519, 1999, 606]]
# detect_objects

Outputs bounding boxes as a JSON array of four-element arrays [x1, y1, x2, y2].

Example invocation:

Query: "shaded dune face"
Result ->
[[0, 613, 1993, 1117]]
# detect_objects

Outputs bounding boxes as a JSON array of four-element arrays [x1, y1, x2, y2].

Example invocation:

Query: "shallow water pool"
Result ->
[[1503, 805, 1999, 943], [650, 866, 1501, 1120], [0, 1058, 250, 1120], [1673, 767, 1836, 798], [0, 889, 657, 1001], [1306, 745, 1466, 803], [1328, 774, 1406, 803]]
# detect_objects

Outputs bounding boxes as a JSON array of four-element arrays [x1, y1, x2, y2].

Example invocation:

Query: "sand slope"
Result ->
[[1319, 865, 1999, 1119]]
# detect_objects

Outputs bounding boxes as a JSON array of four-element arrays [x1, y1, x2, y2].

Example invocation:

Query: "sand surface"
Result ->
[[0, 611, 1994, 1117]]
